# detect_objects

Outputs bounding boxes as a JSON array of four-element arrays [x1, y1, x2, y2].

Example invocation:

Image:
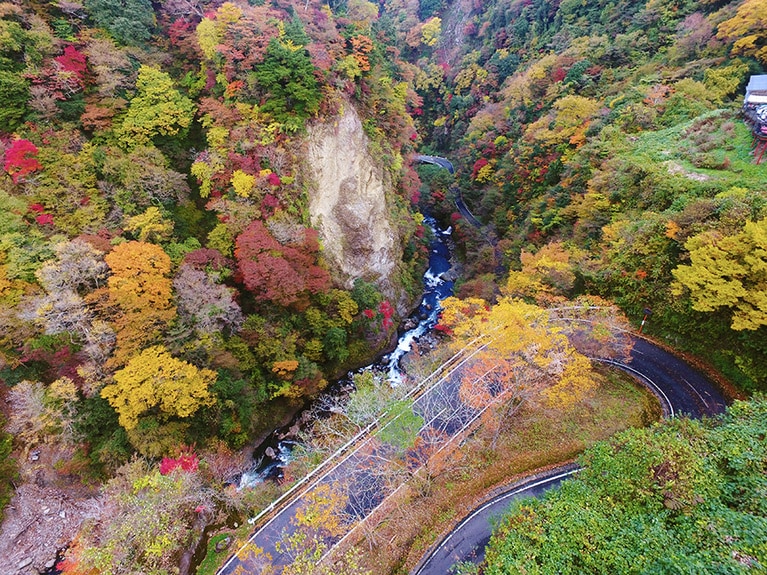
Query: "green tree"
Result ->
[[0, 70, 28, 131], [672, 217, 767, 331], [117, 66, 195, 148], [377, 400, 424, 455], [84, 0, 156, 46], [253, 38, 321, 131], [323, 326, 349, 363]]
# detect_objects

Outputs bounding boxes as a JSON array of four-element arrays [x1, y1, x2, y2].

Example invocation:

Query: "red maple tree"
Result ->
[[4, 139, 42, 183], [235, 220, 330, 308]]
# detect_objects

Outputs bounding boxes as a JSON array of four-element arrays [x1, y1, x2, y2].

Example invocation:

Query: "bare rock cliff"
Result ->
[[306, 103, 405, 307]]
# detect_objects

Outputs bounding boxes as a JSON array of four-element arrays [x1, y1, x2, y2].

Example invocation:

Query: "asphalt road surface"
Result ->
[[218, 343, 493, 575], [412, 336, 729, 575]]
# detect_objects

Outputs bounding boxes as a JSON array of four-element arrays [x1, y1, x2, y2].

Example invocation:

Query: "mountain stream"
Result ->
[[238, 215, 454, 487]]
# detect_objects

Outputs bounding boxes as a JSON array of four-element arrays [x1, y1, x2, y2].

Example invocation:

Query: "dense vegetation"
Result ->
[[1, 0, 766, 572], [483, 396, 767, 573], [410, 0, 767, 391], [0, 0, 432, 567], [0, 0, 427, 476]]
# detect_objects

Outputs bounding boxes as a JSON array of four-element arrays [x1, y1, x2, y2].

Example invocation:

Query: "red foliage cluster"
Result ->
[[379, 300, 394, 330], [266, 172, 281, 186], [159, 449, 199, 475], [20, 343, 84, 385], [4, 139, 42, 183], [433, 323, 454, 336], [28, 202, 54, 225], [262, 193, 280, 211], [55, 46, 88, 81], [552, 67, 567, 83], [235, 220, 330, 307], [183, 248, 232, 272], [471, 157, 489, 180], [224, 80, 244, 99], [400, 165, 421, 204]]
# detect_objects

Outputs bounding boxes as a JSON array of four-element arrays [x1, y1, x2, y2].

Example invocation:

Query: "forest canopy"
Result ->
[[1, 0, 766, 572]]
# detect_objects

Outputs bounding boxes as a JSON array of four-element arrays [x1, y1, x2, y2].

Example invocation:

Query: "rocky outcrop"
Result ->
[[306, 102, 406, 310]]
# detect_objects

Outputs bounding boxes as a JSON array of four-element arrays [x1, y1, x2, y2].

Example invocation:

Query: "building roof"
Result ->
[[745, 75, 767, 103]]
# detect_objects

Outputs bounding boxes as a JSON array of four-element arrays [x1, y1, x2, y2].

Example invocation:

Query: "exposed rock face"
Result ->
[[306, 103, 405, 308]]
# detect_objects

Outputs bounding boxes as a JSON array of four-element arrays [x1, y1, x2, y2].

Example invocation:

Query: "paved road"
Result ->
[[218, 342, 494, 575], [411, 336, 729, 575], [415, 154, 455, 173]]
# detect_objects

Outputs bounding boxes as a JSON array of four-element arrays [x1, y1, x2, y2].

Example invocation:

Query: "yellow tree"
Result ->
[[505, 241, 576, 299], [105, 241, 176, 367], [525, 95, 601, 146], [442, 297, 598, 419], [421, 17, 442, 47], [117, 66, 196, 148], [672, 217, 767, 330], [277, 482, 370, 575], [124, 206, 174, 243], [438, 296, 490, 340], [717, 0, 767, 64], [101, 345, 216, 431]]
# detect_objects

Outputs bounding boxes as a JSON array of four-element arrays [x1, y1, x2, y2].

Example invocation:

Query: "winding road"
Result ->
[[411, 336, 730, 575], [218, 155, 732, 575]]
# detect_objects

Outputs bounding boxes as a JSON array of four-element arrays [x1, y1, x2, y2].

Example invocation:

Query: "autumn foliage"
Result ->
[[440, 296, 603, 413], [235, 220, 330, 308], [4, 139, 42, 183], [101, 345, 216, 431], [105, 242, 176, 366]]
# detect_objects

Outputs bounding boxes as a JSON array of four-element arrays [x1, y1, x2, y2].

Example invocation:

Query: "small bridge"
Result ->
[[415, 154, 455, 174]]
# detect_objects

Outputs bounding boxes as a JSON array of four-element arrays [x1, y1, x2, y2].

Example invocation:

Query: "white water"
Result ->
[[239, 217, 453, 488]]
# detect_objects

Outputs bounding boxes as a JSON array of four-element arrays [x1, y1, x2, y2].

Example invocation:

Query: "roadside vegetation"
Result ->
[[482, 396, 767, 574], [342, 363, 660, 574]]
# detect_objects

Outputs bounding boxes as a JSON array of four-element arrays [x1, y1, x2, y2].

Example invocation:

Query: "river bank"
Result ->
[[190, 214, 456, 574]]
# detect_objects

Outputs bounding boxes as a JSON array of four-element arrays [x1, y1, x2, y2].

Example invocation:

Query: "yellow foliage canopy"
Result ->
[[441, 297, 598, 410], [102, 345, 216, 431], [124, 207, 174, 243], [106, 241, 176, 366], [525, 95, 601, 146], [272, 359, 300, 378], [231, 169, 256, 198], [421, 17, 442, 47], [506, 241, 576, 299], [717, 0, 767, 64], [672, 217, 767, 330], [294, 482, 347, 537], [107, 241, 173, 313]]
